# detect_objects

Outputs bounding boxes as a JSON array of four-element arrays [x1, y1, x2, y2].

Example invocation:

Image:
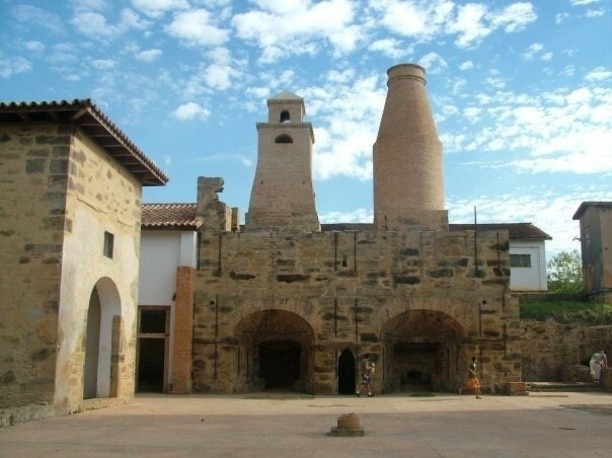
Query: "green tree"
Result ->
[[547, 249, 583, 293]]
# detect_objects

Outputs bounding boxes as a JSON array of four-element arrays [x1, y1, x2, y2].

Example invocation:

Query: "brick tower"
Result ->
[[246, 91, 320, 231], [373, 64, 448, 231]]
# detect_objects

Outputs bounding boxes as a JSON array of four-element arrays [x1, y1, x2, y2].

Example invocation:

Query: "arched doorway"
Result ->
[[83, 277, 121, 399], [337, 349, 356, 395], [259, 340, 300, 389], [235, 309, 315, 393], [381, 309, 464, 393]]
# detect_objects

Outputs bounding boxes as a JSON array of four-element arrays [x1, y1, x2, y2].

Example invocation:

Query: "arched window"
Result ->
[[280, 110, 290, 123], [275, 134, 293, 144]]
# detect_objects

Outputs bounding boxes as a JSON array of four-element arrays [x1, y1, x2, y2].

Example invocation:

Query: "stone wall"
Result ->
[[192, 205, 520, 394], [0, 123, 70, 408], [0, 122, 142, 417], [521, 320, 612, 381]]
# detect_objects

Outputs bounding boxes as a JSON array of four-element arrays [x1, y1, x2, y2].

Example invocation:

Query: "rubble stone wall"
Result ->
[[521, 320, 612, 381], [192, 220, 521, 394]]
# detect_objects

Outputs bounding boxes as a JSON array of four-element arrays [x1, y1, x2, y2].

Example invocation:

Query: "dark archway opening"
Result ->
[[338, 349, 356, 394], [382, 309, 464, 393], [394, 342, 439, 391], [259, 340, 300, 390]]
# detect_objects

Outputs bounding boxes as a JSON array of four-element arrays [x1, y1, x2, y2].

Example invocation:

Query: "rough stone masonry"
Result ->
[[189, 64, 521, 395]]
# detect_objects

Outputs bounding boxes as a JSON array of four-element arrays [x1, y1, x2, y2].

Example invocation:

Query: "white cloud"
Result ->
[[367, 39, 410, 59], [232, 0, 359, 63], [523, 43, 543, 60], [459, 60, 474, 71], [377, 1, 438, 38], [441, 75, 612, 175], [585, 8, 605, 17], [490, 2, 537, 33], [12, 4, 66, 35], [119, 8, 152, 30], [449, 3, 490, 47], [319, 207, 373, 224], [448, 185, 611, 256], [305, 74, 386, 181], [0, 56, 31, 79], [570, 0, 600, 5], [24, 41, 45, 53], [91, 59, 116, 70], [172, 102, 211, 120], [71, 11, 120, 38], [165, 9, 230, 46], [584, 66, 612, 82], [419, 52, 447, 74], [47, 43, 79, 65], [136, 49, 163, 62], [131, 0, 190, 18]]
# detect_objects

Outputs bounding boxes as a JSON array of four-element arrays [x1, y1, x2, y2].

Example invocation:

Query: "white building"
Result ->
[[451, 223, 551, 291]]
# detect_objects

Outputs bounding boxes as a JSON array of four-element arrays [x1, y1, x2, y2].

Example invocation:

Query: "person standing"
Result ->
[[468, 356, 482, 399], [589, 350, 608, 384], [356, 354, 375, 397]]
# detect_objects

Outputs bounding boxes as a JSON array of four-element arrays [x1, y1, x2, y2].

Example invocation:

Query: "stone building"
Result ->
[[573, 201, 612, 303], [156, 64, 523, 395], [0, 100, 167, 423]]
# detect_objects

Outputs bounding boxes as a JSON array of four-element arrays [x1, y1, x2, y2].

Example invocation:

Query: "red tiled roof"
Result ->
[[143, 209, 551, 239], [323, 222, 551, 240], [449, 223, 552, 240], [142, 203, 200, 229], [0, 99, 168, 186]]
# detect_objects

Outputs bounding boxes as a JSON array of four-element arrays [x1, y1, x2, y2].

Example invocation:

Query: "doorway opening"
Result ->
[[137, 307, 169, 392], [259, 340, 300, 390], [337, 349, 356, 394]]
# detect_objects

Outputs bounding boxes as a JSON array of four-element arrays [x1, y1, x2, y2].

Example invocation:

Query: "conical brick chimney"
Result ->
[[373, 64, 448, 231]]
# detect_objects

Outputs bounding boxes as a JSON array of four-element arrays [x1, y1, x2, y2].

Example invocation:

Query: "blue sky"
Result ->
[[1, 0, 611, 256]]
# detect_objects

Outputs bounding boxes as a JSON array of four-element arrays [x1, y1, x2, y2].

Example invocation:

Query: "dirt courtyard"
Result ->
[[1, 392, 611, 457]]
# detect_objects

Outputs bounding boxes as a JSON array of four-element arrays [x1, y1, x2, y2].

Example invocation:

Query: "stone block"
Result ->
[[329, 413, 365, 437], [504, 382, 528, 396]]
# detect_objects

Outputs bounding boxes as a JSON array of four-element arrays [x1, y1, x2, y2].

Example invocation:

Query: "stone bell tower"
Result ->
[[246, 91, 320, 231], [373, 64, 448, 231]]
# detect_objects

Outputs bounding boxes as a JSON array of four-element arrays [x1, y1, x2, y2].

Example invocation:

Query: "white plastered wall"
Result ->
[[138, 230, 197, 385], [509, 240, 548, 291]]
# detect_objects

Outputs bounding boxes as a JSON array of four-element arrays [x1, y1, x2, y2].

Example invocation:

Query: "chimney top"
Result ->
[[387, 63, 426, 86]]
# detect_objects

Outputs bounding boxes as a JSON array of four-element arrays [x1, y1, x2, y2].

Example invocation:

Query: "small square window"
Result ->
[[103, 231, 114, 258], [510, 254, 531, 268]]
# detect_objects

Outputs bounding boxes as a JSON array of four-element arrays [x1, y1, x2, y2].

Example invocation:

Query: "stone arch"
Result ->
[[381, 309, 465, 393], [234, 309, 315, 393], [280, 110, 290, 123], [83, 277, 121, 399]]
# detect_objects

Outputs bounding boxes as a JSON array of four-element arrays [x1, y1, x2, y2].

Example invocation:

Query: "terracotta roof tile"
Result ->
[[142, 203, 200, 229], [323, 222, 551, 240], [142, 205, 551, 240], [0, 99, 168, 185], [449, 223, 552, 240]]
